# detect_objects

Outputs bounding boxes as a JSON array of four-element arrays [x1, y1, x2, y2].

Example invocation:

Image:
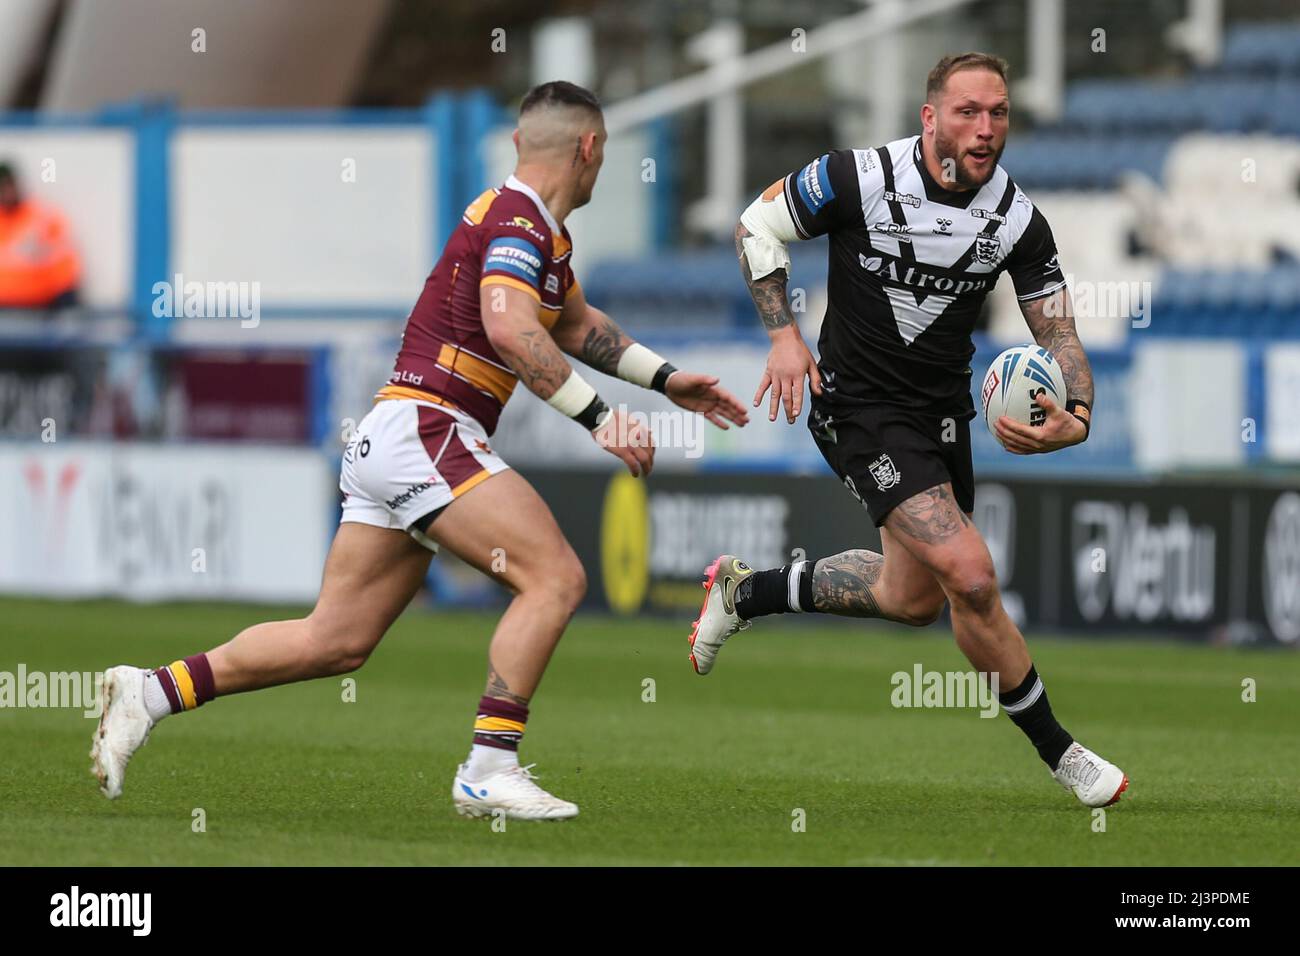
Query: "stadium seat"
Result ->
[[1222, 23, 1300, 75], [583, 247, 829, 333], [1003, 134, 1175, 190]]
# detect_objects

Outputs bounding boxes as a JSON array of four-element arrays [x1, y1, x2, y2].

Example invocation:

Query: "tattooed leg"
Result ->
[[881, 483, 1088, 773], [738, 493, 958, 625], [485, 662, 530, 706], [810, 546, 947, 626], [812, 550, 886, 618], [883, 483, 1030, 682], [887, 485, 975, 546]]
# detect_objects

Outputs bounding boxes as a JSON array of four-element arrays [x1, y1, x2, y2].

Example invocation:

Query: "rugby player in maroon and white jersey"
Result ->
[[90, 82, 748, 820]]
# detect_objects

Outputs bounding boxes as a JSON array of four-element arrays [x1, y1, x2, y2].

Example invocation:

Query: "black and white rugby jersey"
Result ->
[[778, 135, 1066, 418]]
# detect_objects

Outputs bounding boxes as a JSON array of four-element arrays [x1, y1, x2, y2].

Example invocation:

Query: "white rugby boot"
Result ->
[[689, 554, 755, 676], [1052, 741, 1129, 808], [452, 763, 579, 821], [89, 665, 155, 799]]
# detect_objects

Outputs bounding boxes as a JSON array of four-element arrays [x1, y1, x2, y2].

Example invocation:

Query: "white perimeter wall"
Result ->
[[170, 127, 434, 308], [0, 443, 333, 602]]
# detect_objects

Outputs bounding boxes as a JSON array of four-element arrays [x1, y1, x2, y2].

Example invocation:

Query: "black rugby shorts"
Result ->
[[808, 395, 975, 527]]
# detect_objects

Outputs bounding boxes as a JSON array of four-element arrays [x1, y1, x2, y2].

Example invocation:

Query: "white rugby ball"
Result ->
[[980, 345, 1067, 437]]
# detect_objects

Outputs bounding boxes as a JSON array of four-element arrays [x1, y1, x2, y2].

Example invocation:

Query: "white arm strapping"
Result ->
[[546, 369, 597, 417], [616, 342, 670, 389], [739, 191, 800, 282]]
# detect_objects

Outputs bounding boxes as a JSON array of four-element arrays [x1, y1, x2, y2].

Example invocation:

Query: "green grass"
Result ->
[[1, 596, 1297, 866]]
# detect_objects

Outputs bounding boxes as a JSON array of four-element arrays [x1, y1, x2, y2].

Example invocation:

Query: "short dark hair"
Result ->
[[0, 162, 14, 184], [926, 52, 1010, 102], [519, 80, 602, 118]]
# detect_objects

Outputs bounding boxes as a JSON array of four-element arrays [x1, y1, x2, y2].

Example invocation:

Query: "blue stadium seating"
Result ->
[[1061, 77, 1299, 135], [1221, 23, 1300, 74], [1004, 23, 1300, 190], [584, 256, 1300, 342], [1149, 267, 1300, 338], [586, 20, 1300, 333], [1002, 134, 1175, 189], [584, 247, 829, 333]]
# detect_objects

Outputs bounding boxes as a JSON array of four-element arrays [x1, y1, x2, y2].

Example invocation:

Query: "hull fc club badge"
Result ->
[[868, 453, 902, 491], [974, 235, 1000, 265]]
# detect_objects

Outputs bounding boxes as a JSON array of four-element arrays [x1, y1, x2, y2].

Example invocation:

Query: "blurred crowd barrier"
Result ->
[[4, 329, 1287, 472], [1, 326, 1297, 627], [0, 441, 331, 602], [0, 338, 329, 443], [523, 468, 1300, 646], [2, 405, 1296, 644]]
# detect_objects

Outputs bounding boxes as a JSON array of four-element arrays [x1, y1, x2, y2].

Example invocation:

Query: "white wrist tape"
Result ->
[[546, 369, 598, 418], [616, 343, 669, 389], [740, 190, 799, 282]]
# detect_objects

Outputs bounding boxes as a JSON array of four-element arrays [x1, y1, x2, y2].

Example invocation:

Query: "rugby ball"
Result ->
[[980, 345, 1066, 437]]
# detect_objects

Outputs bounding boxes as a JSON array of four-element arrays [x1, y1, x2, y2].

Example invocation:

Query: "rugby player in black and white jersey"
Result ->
[[690, 53, 1128, 808]]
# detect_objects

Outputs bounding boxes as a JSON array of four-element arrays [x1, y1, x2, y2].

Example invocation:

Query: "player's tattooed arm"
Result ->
[[548, 275, 749, 430], [812, 551, 884, 617], [739, 219, 823, 422], [509, 327, 576, 396], [482, 284, 575, 400], [577, 316, 629, 375], [1020, 287, 1094, 408], [551, 307, 630, 376], [550, 279, 633, 375], [887, 485, 974, 546], [735, 222, 796, 332]]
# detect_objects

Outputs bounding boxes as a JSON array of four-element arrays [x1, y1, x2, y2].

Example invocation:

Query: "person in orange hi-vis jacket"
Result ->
[[0, 162, 81, 309]]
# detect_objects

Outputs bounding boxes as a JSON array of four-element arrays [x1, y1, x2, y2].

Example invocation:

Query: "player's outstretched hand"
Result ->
[[593, 407, 656, 476], [995, 393, 1086, 454], [754, 327, 823, 424], [664, 371, 749, 430]]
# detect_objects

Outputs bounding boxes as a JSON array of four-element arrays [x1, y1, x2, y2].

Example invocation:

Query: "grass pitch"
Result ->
[[1, 596, 1297, 866]]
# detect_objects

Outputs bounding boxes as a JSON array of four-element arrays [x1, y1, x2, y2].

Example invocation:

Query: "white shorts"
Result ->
[[339, 399, 510, 552]]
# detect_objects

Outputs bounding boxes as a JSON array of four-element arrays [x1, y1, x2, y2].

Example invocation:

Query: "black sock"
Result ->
[[998, 665, 1073, 770], [734, 561, 816, 620]]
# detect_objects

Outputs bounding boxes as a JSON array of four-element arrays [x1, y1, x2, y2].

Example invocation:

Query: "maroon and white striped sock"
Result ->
[[143, 654, 216, 722]]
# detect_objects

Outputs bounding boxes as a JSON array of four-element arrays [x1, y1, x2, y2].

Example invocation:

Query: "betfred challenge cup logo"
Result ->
[[981, 367, 1000, 409]]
